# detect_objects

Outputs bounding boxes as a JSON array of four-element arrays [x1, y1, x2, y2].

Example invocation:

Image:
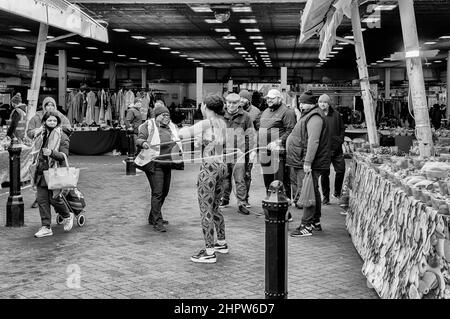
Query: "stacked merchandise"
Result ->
[[345, 151, 450, 299]]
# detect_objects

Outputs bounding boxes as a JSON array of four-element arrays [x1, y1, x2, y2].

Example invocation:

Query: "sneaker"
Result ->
[[190, 249, 217, 263], [237, 204, 250, 215], [154, 223, 167, 232], [214, 242, 229, 254], [63, 213, 74, 232], [243, 201, 252, 208], [31, 199, 38, 208], [148, 219, 169, 225], [34, 226, 53, 238], [311, 222, 323, 231], [287, 212, 293, 222], [290, 224, 312, 237], [322, 197, 330, 205], [219, 199, 229, 208]]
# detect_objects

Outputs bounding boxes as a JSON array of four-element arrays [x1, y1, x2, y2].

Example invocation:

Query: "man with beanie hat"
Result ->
[[287, 90, 330, 237], [7, 93, 27, 142], [318, 94, 346, 204], [220, 92, 255, 215]]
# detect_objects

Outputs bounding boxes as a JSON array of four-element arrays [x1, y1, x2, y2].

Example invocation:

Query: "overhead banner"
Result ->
[[0, 0, 108, 43]]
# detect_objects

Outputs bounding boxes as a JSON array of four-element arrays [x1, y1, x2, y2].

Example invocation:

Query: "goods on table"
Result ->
[[345, 155, 450, 299]]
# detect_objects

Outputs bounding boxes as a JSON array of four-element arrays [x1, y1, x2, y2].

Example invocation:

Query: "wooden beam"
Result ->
[[27, 23, 48, 127], [351, 0, 379, 147], [398, 0, 433, 157], [58, 49, 67, 110], [45, 33, 76, 44]]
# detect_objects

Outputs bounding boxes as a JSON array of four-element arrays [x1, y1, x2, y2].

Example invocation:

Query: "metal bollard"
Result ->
[[126, 128, 136, 175], [6, 138, 24, 227], [262, 180, 288, 299]]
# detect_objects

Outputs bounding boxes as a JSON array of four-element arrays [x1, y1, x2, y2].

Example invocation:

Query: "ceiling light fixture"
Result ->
[[238, 51, 248, 54], [86, 46, 98, 50], [170, 51, 180, 54], [239, 19, 257, 24], [334, 47, 344, 50], [11, 27, 31, 32], [215, 28, 231, 33], [147, 42, 159, 46], [223, 35, 236, 40], [362, 17, 380, 23], [129, 57, 137, 60], [103, 50, 113, 54], [434, 60, 443, 63], [329, 51, 338, 54], [86, 60, 94, 62], [187, 58, 194, 60], [256, 47, 267, 50], [424, 41, 437, 45], [344, 35, 354, 40], [249, 36, 263, 40], [376, 60, 384, 63], [112, 28, 129, 32], [160, 47, 171, 50], [190, 5, 212, 12], [204, 19, 221, 24], [139, 59, 147, 62], [13, 46, 26, 50], [180, 55, 188, 57], [131, 36, 146, 40], [234, 47, 245, 50], [117, 54, 126, 57], [405, 50, 420, 58], [98, 62, 106, 64], [229, 42, 241, 45], [232, 6, 252, 12], [374, 4, 397, 11], [439, 36, 450, 39], [46, 35, 55, 39], [245, 28, 260, 33], [72, 57, 80, 60], [66, 41, 80, 45], [253, 42, 265, 46]]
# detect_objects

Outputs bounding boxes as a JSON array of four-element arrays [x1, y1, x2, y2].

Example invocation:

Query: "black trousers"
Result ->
[[320, 151, 346, 199], [262, 155, 291, 199], [302, 170, 326, 226], [144, 162, 172, 225]]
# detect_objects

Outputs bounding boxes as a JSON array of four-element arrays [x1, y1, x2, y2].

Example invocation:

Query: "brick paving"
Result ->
[[0, 155, 378, 299]]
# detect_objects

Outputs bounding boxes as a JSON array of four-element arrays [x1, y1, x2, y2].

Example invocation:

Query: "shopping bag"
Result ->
[[297, 172, 316, 208], [62, 187, 86, 214], [43, 153, 80, 190]]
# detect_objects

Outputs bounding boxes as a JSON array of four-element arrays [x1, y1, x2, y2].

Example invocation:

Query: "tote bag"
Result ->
[[43, 153, 80, 190]]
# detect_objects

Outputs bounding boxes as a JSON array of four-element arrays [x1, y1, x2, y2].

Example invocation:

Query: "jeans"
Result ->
[[289, 167, 306, 203], [301, 170, 325, 226], [144, 163, 172, 225], [320, 152, 346, 198], [222, 162, 247, 204], [37, 186, 71, 227]]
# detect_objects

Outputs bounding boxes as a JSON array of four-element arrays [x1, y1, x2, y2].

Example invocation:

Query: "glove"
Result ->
[[266, 141, 278, 151], [303, 164, 312, 173]]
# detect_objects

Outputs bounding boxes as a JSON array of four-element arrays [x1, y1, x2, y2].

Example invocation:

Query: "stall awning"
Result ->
[[299, 0, 352, 60], [0, 0, 108, 43]]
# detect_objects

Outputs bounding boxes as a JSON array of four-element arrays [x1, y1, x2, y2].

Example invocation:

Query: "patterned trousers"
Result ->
[[197, 161, 227, 249]]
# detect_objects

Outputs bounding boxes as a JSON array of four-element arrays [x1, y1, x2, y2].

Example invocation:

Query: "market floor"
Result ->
[[0, 155, 378, 299]]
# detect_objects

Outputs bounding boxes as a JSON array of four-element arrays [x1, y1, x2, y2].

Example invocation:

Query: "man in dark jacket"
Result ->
[[220, 93, 255, 215], [287, 90, 330, 237], [318, 94, 346, 204]]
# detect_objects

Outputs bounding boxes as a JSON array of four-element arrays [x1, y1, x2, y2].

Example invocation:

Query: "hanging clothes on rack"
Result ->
[[98, 89, 107, 123], [110, 91, 117, 121], [117, 89, 124, 124], [141, 91, 150, 121], [86, 90, 97, 125], [123, 89, 134, 124], [73, 90, 84, 124], [104, 90, 112, 124], [66, 90, 77, 123]]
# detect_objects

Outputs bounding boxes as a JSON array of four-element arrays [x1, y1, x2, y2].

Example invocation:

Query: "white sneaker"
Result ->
[[34, 226, 53, 238], [63, 213, 74, 231]]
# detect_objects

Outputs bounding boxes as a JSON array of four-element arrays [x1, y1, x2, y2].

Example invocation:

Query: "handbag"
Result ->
[[43, 153, 80, 190], [297, 172, 316, 208]]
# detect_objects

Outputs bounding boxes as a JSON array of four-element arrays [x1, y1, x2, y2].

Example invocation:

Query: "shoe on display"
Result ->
[[237, 204, 250, 215], [311, 221, 323, 231], [63, 213, 74, 231], [219, 199, 229, 208], [190, 249, 217, 263], [213, 242, 229, 254], [322, 197, 330, 205], [290, 224, 312, 237], [34, 226, 53, 238]]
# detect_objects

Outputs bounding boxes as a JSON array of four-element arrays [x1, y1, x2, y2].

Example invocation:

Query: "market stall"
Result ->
[[69, 129, 127, 156], [344, 151, 450, 299]]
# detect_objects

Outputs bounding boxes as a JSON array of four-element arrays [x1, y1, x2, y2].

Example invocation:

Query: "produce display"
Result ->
[[345, 154, 450, 299]]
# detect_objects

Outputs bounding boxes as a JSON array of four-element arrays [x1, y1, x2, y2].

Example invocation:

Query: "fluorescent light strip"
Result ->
[[160, 47, 170, 50], [229, 42, 241, 45], [170, 51, 180, 54], [239, 19, 257, 24], [424, 41, 437, 45], [191, 6, 212, 12], [362, 17, 380, 23], [223, 35, 236, 40], [234, 47, 245, 50], [13, 46, 26, 50], [72, 57, 80, 60], [245, 28, 260, 33], [253, 42, 265, 46], [117, 54, 126, 57], [232, 6, 252, 12], [131, 36, 146, 40], [66, 41, 80, 45], [249, 36, 263, 40], [374, 5, 397, 10], [204, 19, 221, 24], [256, 47, 267, 50], [139, 60, 147, 62], [103, 51, 113, 54], [215, 28, 230, 33], [112, 28, 129, 32], [147, 42, 159, 45], [86, 47, 98, 50], [11, 28, 31, 32]]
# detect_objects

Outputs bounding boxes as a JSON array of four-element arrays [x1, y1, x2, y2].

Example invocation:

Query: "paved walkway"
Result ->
[[0, 155, 378, 299]]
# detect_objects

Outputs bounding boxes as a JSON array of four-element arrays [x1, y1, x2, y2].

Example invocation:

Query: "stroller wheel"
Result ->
[[56, 214, 64, 225], [77, 214, 86, 227]]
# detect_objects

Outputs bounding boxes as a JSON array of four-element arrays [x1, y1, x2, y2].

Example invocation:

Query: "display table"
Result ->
[[69, 130, 127, 155], [345, 156, 450, 299], [0, 145, 33, 186]]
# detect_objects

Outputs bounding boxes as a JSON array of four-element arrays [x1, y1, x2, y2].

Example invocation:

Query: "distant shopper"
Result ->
[[318, 94, 346, 204], [288, 90, 330, 237], [27, 96, 72, 209], [33, 111, 73, 238], [125, 97, 143, 156], [6, 93, 27, 142], [220, 93, 255, 215], [135, 103, 183, 232]]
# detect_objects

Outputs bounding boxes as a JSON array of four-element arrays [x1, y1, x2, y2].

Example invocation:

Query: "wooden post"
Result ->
[[27, 23, 48, 126], [58, 49, 67, 110], [447, 50, 450, 119], [141, 66, 147, 89], [280, 67, 287, 91], [227, 78, 233, 92], [109, 61, 116, 90], [398, 0, 433, 157], [351, 0, 379, 147], [196, 67, 203, 107], [385, 68, 391, 100]]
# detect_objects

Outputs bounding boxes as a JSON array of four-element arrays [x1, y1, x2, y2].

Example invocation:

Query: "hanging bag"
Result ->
[[43, 153, 80, 190], [297, 172, 316, 208]]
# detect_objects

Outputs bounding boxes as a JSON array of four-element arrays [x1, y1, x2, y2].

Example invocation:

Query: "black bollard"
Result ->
[[262, 180, 288, 299], [6, 138, 24, 227], [125, 128, 136, 175]]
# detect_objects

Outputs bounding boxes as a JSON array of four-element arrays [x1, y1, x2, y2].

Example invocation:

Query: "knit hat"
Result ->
[[239, 90, 252, 102], [318, 94, 331, 105], [11, 93, 22, 106], [154, 104, 170, 118], [299, 90, 316, 105], [42, 97, 56, 109]]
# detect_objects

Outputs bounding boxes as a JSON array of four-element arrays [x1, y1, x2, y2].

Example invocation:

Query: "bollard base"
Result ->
[[265, 291, 288, 299], [6, 195, 24, 227], [125, 158, 136, 175]]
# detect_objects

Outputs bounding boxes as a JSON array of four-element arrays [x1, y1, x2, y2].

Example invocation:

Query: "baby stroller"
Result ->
[[55, 187, 87, 227]]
